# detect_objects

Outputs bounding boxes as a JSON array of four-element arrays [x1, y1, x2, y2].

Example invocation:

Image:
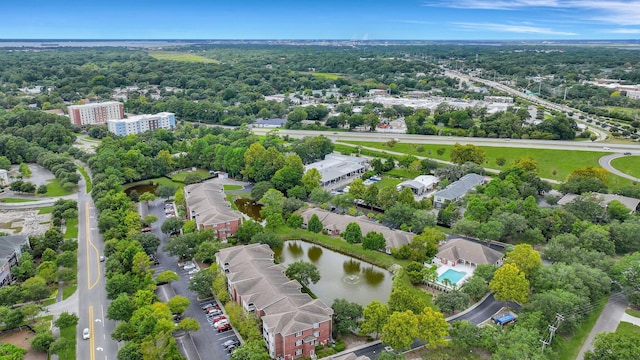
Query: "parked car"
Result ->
[[206, 308, 222, 316], [223, 339, 240, 349], [214, 319, 229, 328], [201, 303, 216, 310], [211, 315, 227, 323], [217, 323, 232, 332], [83, 328, 90, 340], [183, 263, 196, 270], [187, 269, 200, 275]]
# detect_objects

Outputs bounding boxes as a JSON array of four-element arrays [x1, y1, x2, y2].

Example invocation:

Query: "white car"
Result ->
[[183, 263, 196, 270], [214, 319, 229, 328], [83, 328, 90, 340], [188, 269, 200, 275]]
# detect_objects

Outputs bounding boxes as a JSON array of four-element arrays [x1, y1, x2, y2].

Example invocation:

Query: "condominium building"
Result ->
[[68, 101, 124, 126], [107, 112, 176, 136]]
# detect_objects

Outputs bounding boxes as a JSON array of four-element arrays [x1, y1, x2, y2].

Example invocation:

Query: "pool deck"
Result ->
[[432, 259, 475, 289]]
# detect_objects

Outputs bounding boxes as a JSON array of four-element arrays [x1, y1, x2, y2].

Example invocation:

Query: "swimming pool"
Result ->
[[438, 269, 467, 285]]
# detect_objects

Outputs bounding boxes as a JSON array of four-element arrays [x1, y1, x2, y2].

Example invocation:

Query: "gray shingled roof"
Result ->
[[558, 192, 640, 212], [434, 173, 485, 200], [436, 238, 503, 265], [215, 244, 332, 335], [185, 181, 243, 227], [299, 208, 413, 249]]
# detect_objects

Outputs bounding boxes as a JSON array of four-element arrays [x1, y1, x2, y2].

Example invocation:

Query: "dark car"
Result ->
[[223, 339, 240, 349], [624, 152, 632, 156]]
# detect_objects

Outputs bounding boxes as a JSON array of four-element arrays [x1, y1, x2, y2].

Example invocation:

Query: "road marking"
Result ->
[[89, 306, 96, 360], [85, 202, 101, 289]]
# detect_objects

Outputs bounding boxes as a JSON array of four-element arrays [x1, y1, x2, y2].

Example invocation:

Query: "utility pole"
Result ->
[[541, 313, 564, 353]]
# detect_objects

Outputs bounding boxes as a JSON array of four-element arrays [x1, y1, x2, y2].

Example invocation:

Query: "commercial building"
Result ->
[[299, 208, 413, 253], [433, 173, 486, 209], [216, 244, 333, 360], [107, 112, 176, 136], [0, 235, 31, 288], [396, 175, 439, 196], [68, 101, 124, 126], [184, 181, 243, 240], [304, 153, 369, 188]]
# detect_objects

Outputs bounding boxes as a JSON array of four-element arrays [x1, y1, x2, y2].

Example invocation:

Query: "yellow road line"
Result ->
[[89, 306, 95, 360], [85, 202, 101, 289]]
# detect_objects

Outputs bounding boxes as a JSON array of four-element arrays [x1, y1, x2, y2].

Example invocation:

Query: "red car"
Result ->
[[211, 315, 226, 323], [217, 323, 232, 332]]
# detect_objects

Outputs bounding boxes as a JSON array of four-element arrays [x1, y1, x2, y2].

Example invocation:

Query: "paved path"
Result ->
[[41, 291, 79, 318], [599, 153, 640, 182], [577, 293, 628, 360], [620, 313, 640, 326]]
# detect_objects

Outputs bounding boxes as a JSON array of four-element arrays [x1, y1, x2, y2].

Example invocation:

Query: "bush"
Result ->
[[37, 185, 48, 194]]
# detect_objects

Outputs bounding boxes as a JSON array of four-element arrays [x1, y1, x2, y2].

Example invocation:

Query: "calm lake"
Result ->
[[276, 240, 392, 307]]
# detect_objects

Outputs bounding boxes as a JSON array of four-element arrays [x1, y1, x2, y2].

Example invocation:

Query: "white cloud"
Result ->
[[609, 28, 640, 34], [425, 1, 640, 26], [453, 22, 578, 35], [423, 0, 562, 10]]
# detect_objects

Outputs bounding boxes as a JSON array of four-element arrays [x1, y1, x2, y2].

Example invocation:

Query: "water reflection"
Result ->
[[307, 246, 323, 263], [343, 259, 361, 275], [362, 266, 385, 286], [234, 198, 264, 221], [278, 240, 392, 306], [287, 242, 304, 258]]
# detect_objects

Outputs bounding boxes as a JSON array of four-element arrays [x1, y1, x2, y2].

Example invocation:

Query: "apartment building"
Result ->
[[68, 101, 124, 126], [184, 181, 242, 240], [107, 112, 176, 136], [216, 244, 333, 360]]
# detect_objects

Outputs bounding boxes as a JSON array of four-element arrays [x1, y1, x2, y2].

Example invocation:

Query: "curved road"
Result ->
[[599, 153, 640, 182]]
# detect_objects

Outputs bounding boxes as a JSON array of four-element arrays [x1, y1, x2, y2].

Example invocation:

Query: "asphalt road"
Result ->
[[599, 153, 640, 182], [76, 176, 119, 360], [250, 128, 640, 152], [147, 200, 236, 360]]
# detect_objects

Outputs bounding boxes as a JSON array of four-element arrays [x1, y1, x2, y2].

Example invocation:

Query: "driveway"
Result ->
[[576, 292, 628, 360]]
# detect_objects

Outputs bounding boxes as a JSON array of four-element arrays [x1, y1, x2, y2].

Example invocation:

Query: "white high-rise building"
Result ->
[[68, 101, 124, 126], [107, 112, 176, 136]]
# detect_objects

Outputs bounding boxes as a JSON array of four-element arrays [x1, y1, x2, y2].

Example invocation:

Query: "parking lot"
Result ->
[[148, 200, 241, 360]]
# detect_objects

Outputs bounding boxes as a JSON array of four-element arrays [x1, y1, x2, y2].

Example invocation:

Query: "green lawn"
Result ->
[[0, 198, 37, 203], [58, 325, 77, 360], [77, 166, 92, 193], [123, 177, 184, 190], [223, 184, 243, 191], [38, 206, 54, 214], [148, 51, 220, 63], [343, 141, 637, 189], [610, 156, 640, 178], [626, 308, 640, 318], [375, 177, 403, 189], [616, 321, 640, 336], [385, 169, 421, 179], [64, 217, 78, 239], [45, 178, 75, 196], [308, 72, 343, 80], [555, 297, 608, 360], [62, 284, 77, 300], [170, 169, 212, 182], [418, 345, 487, 360]]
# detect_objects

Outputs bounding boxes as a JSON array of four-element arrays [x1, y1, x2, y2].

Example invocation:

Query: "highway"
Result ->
[[76, 175, 119, 360], [250, 128, 640, 152], [443, 68, 609, 141]]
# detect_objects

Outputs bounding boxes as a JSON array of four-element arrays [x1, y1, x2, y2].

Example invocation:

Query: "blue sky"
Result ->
[[3, 0, 640, 40]]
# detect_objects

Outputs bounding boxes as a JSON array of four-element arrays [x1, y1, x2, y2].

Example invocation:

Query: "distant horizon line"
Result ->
[[1, 38, 639, 42]]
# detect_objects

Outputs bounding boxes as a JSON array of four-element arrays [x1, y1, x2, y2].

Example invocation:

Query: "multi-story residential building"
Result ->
[[107, 112, 176, 136], [433, 173, 486, 209], [0, 235, 31, 288], [184, 181, 242, 240], [68, 101, 124, 126], [216, 244, 333, 360]]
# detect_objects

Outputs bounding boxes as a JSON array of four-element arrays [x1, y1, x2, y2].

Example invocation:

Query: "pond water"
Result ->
[[276, 240, 392, 307], [234, 198, 263, 221], [124, 184, 158, 196]]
